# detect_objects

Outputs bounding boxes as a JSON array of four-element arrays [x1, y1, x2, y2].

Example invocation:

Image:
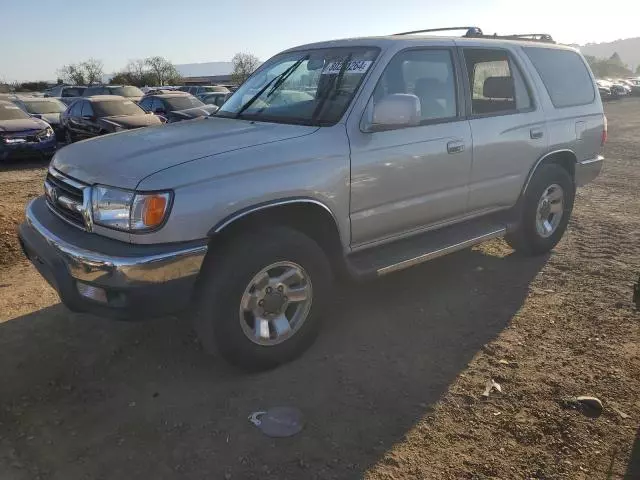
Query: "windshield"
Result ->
[[94, 99, 144, 117], [0, 103, 30, 120], [218, 47, 379, 126], [164, 96, 205, 110], [22, 99, 66, 114], [111, 86, 144, 97]]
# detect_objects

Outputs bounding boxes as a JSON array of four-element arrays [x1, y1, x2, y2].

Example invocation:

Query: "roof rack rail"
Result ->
[[394, 26, 483, 36], [394, 26, 555, 44]]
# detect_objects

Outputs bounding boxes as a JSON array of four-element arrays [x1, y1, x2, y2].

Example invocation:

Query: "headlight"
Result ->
[[91, 185, 172, 231], [44, 127, 54, 137]]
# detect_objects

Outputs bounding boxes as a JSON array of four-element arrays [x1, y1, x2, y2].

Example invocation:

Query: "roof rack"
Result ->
[[394, 26, 555, 44]]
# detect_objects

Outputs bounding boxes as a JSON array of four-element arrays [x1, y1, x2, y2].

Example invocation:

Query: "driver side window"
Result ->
[[373, 49, 458, 125]]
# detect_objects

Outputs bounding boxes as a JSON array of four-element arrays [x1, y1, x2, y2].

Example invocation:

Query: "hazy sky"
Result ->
[[1, 0, 636, 81]]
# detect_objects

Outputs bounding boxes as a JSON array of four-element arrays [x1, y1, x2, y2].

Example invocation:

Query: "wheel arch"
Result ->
[[522, 149, 577, 197], [206, 198, 347, 276]]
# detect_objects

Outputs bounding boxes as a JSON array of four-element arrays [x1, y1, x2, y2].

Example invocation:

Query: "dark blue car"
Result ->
[[0, 100, 56, 162]]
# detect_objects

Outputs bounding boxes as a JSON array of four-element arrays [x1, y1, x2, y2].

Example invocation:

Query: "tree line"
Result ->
[[585, 52, 640, 78]]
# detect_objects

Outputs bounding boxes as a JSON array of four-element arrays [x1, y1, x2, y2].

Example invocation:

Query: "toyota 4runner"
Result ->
[[19, 27, 605, 370]]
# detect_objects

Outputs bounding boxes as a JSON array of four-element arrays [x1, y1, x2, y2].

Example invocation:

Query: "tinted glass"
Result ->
[[463, 49, 532, 115], [69, 101, 83, 116], [81, 101, 94, 117], [0, 102, 30, 120], [63, 87, 85, 97], [139, 97, 153, 111], [111, 86, 144, 97], [84, 86, 105, 96], [219, 47, 379, 126], [22, 99, 67, 114], [374, 49, 457, 123], [164, 96, 204, 110], [93, 99, 145, 116], [524, 47, 595, 108]]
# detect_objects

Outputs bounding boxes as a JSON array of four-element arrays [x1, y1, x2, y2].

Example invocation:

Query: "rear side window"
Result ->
[[463, 48, 532, 115], [524, 47, 595, 108]]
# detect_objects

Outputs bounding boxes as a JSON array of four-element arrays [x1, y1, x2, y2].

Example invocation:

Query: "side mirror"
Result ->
[[364, 94, 421, 132], [82, 115, 94, 120]]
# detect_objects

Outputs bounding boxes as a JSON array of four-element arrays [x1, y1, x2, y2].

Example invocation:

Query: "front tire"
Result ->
[[193, 226, 332, 371], [506, 164, 575, 255]]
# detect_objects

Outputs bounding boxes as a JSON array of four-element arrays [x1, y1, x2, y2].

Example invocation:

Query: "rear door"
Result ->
[[522, 47, 603, 163], [461, 46, 548, 213], [348, 46, 473, 246]]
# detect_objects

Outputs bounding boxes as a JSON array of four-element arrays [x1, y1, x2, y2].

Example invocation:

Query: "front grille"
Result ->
[[45, 170, 87, 229]]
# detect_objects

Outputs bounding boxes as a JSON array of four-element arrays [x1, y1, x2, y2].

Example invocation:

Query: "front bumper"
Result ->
[[18, 197, 208, 319], [0, 136, 56, 161], [575, 155, 604, 187]]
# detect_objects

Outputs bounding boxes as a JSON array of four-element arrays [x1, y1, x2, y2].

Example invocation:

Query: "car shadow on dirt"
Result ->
[[0, 245, 548, 479]]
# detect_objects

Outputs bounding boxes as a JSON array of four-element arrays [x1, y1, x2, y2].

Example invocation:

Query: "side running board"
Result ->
[[346, 217, 508, 279]]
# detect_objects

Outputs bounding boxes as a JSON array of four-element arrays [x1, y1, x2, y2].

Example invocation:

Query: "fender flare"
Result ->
[[521, 148, 577, 197], [208, 197, 339, 236]]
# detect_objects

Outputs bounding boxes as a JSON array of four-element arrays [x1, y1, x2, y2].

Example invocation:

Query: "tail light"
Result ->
[[601, 115, 608, 146]]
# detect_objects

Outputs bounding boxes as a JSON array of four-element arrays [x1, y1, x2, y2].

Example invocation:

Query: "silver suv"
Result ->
[[19, 28, 605, 370]]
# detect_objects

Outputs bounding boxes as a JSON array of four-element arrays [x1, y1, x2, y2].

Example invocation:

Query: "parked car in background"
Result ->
[[139, 92, 218, 122], [596, 80, 612, 100], [61, 96, 163, 143], [44, 85, 86, 100], [619, 79, 640, 95], [83, 85, 144, 102], [196, 91, 229, 107], [179, 85, 230, 96], [0, 100, 56, 161], [12, 97, 67, 140]]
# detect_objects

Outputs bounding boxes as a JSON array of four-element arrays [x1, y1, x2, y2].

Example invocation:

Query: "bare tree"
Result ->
[[145, 56, 181, 86], [82, 58, 104, 85], [231, 53, 261, 85], [126, 59, 148, 84], [57, 64, 86, 85]]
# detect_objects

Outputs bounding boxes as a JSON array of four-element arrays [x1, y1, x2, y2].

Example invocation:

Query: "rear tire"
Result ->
[[193, 226, 332, 371], [505, 164, 575, 255]]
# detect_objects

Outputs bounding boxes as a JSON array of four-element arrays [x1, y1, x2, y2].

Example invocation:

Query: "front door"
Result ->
[[348, 47, 472, 247]]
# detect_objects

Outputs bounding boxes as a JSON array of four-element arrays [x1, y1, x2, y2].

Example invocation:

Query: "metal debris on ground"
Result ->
[[248, 407, 305, 437], [482, 379, 503, 398]]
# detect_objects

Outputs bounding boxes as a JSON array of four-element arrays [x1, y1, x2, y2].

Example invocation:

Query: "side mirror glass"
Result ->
[[364, 93, 421, 132]]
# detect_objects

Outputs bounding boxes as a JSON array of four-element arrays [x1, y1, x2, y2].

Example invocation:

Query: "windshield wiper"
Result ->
[[235, 55, 309, 119]]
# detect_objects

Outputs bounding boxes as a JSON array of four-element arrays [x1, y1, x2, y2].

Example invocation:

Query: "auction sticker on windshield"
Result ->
[[322, 60, 372, 75]]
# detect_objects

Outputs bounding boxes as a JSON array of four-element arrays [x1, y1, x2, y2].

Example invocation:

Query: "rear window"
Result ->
[[524, 47, 595, 108], [93, 99, 144, 116], [111, 86, 144, 97]]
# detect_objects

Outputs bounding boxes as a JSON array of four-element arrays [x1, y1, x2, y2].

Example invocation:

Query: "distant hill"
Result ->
[[578, 38, 640, 72], [175, 61, 233, 78]]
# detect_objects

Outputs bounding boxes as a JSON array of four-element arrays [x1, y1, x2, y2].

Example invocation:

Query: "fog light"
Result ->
[[76, 282, 108, 303]]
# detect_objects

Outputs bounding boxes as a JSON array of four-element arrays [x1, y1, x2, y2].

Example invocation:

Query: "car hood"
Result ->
[[0, 118, 49, 133], [52, 117, 319, 189], [99, 114, 162, 129]]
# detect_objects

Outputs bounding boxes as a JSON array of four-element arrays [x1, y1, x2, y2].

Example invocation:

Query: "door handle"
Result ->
[[447, 140, 465, 154], [530, 128, 544, 140]]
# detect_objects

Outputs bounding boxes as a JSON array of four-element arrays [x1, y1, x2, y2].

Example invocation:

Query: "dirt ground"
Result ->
[[0, 99, 638, 480]]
